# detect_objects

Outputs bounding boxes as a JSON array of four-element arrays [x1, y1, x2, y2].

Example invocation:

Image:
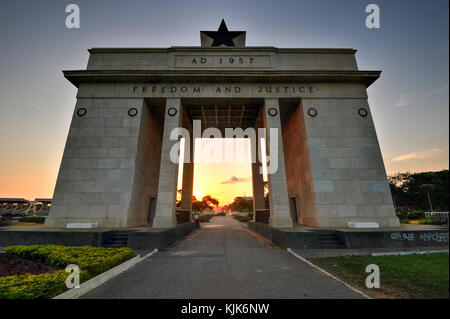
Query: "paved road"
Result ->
[[83, 216, 362, 299]]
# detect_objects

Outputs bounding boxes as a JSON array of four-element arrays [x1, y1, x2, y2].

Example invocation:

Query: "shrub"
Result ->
[[0, 218, 11, 227], [396, 212, 408, 220], [5, 245, 136, 277], [1, 245, 136, 299], [419, 219, 446, 225], [0, 270, 68, 299], [247, 213, 254, 220], [18, 216, 46, 224], [199, 215, 213, 223], [408, 211, 425, 220], [233, 215, 250, 223]]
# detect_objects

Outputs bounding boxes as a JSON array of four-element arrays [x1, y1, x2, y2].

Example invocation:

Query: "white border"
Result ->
[[286, 248, 372, 299], [53, 249, 158, 299]]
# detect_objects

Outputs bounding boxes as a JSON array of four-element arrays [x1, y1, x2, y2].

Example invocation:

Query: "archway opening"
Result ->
[[177, 137, 269, 223]]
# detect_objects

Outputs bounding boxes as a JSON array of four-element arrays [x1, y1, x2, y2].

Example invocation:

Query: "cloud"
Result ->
[[395, 94, 414, 106], [387, 148, 443, 163], [426, 85, 449, 96], [221, 176, 251, 184]]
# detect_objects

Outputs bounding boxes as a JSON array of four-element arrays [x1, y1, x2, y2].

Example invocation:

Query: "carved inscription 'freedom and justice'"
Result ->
[[130, 84, 316, 96]]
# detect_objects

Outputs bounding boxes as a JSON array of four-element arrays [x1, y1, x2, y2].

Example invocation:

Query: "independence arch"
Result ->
[[45, 22, 399, 230]]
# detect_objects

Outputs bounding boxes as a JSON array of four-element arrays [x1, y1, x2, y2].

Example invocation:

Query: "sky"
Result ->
[[183, 138, 255, 205], [0, 0, 448, 204]]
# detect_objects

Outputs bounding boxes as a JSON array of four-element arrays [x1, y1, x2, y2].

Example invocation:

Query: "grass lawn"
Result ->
[[312, 253, 449, 299]]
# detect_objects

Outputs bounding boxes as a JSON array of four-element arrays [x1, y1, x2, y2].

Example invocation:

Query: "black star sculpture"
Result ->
[[200, 20, 246, 47]]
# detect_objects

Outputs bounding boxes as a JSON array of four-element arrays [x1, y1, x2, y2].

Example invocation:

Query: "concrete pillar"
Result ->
[[153, 99, 183, 228], [45, 98, 151, 228], [263, 99, 293, 228], [180, 134, 194, 217], [251, 128, 266, 222]]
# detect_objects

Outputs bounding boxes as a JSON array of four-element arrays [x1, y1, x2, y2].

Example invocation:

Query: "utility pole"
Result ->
[[427, 192, 433, 212]]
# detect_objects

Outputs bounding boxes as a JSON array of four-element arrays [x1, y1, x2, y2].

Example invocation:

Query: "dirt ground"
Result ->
[[0, 254, 58, 277]]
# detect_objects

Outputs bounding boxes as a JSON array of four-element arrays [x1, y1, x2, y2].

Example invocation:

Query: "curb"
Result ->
[[243, 223, 282, 250], [286, 248, 372, 299], [371, 249, 449, 257], [53, 248, 158, 299]]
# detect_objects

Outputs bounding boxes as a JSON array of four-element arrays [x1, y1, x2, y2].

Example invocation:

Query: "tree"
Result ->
[[264, 181, 269, 209], [202, 195, 219, 208], [227, 196, 253, 212], [192, 195, 220, 212], [387, 170, 449, 211], [176, 189, 182, 207]]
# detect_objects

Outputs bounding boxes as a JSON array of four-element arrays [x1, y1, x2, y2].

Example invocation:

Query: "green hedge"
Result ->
[[0, 270, 68, 299], [233, 215, 250, 223], [396, 212, 408, 220], [408, 211, 425, 220], [215, 212, 226, 216], [0, 218, 11, 226], [396, 211, 425, 220], [419, 218, 445, 225], [18, 216, 46, 224], [199, 215, 213, 222], [1, 245, 136, 299]]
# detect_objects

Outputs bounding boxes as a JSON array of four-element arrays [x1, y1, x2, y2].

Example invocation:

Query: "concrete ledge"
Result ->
[[127, 222, 196, 250], [343, 230, 449, 249], [0, 229, 104, 247], [248, 222, 320, 249], [248, 222, 449, 249], [371, 250, 449, 257], [0, 222, 196, 250], [53, 255, 141, 299]]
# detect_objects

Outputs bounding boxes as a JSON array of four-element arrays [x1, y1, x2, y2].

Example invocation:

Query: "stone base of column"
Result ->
[[44, 216, 130, 228], [270, 216, 293, 228], [313, 216, 400, 228], [152, 216, 177, 228]]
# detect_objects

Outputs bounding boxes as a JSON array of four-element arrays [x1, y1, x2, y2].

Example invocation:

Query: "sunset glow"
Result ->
[[178, 138, 256, 205]]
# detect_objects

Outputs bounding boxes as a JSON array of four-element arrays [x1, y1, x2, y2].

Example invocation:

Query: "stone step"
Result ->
[[107, 236, 128, 240], [105, 240, 127, 244], [318, 234, 340, 239], [320, 245, 346, 249], [317, 231, 346, 249], [319, 240, 345, 244], [102, 231, 130, 248]]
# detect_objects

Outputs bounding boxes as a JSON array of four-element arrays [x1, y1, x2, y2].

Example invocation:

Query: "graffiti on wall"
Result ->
[[390, 232, 449, 243]]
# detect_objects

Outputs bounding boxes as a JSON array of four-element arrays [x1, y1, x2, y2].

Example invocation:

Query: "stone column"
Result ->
[[45, 98, 149, 228], [263, 99, 293, 228], [180, 134, 194, 217], [251, 126, 266, 222], [153, 99, 182, 228]]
